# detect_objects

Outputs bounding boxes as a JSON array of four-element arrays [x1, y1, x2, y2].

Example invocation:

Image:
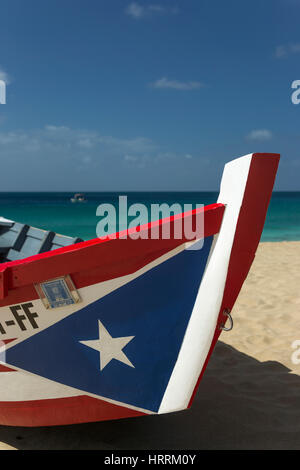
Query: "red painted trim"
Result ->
[[0, 365, 15, 372], [188, 153, 280, 407], [0, 267, 8, 299], [2, 338, 16, 345], [0, 395, 146, 427], [0, 204, 224, 307], [0, 339, 16, 372]]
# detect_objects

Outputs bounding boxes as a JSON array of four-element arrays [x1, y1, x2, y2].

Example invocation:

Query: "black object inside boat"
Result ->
[[0, 218, 83, 263]]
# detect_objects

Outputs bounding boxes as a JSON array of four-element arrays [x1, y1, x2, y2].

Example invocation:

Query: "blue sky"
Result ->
[[0, 0, 299, 190]]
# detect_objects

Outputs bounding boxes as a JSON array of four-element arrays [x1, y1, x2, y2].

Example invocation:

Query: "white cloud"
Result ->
[[275, 43, 300, 58], [246, 129, 273, 141], [275, 45, 287, 58], [78, 138, 94, 149], [125, 2, 145, 18], [150, 77, 204, 90], [45, 125, 70, 132], [0, 125, 209, 190], [290, 43, 300, 53], [124, 154, 138, 162], [0, 126, 161, 167], [125, 2, 178, 19]]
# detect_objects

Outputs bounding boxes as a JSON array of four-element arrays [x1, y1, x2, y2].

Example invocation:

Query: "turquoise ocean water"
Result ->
[[0, 192, 299, 242]]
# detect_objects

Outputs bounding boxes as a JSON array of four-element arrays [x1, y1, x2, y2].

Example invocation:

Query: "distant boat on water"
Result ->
[[70, 193, 87, 203]]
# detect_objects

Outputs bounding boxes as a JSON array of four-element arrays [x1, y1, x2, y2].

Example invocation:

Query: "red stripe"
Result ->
[[188, 153, 280, 407], [0, 339, 17, 372], [0, 395, 146, 427], [0, 204, 224, 307], [2, 338, 16, 344], [0, 365, 15, 372]]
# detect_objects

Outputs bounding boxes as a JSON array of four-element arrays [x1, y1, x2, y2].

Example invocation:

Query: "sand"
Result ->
[[0, 241, 299, 450]]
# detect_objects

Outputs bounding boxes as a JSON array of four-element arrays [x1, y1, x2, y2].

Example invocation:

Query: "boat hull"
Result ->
[[0, 153, 280, 426]]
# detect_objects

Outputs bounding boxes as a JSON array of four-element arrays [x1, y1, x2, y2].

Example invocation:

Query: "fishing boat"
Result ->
[[0, 152, 279, 427], [70, 193, 87, 203]]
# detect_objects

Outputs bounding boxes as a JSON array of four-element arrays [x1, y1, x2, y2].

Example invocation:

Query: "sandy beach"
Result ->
[[0, 240, 299, 450]]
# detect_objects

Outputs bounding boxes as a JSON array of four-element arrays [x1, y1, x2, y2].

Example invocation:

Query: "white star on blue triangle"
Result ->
[[80, 320, 135, 371]]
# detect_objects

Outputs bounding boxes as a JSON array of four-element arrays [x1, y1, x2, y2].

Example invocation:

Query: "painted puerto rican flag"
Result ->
[[0, 153, 280, 427], [0, 236, 215, 421]]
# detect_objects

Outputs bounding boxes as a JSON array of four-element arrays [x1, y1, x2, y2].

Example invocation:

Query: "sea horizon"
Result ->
[[0, 190, 298, 193], [0, 191, 299, 243]]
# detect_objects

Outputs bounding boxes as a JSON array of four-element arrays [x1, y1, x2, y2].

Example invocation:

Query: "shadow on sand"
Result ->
[[0, 341, 300, 450]]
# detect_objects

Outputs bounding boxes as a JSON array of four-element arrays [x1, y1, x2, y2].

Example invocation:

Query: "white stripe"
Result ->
[[158, 153, 253, 414], [0, 216, 13, 224], [0, 370, 82, 401], [0, 366, 154, 414]]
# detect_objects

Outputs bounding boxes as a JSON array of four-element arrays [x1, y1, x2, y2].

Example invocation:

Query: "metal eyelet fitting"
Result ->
[[219, 309, 233, 331]]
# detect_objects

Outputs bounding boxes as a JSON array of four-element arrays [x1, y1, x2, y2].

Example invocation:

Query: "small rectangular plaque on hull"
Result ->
[[35, 275, 81, 309]]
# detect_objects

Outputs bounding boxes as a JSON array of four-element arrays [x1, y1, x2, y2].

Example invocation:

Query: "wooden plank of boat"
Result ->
[[0, 152, 280, 427]]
